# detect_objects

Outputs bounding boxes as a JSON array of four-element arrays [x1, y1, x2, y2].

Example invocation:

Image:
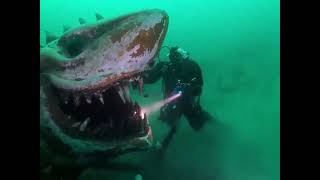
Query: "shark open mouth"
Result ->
[[40, 9, 168, 154], [46, 74, 149, 142]]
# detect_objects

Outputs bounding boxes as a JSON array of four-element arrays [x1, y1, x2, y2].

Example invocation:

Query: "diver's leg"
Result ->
[[161, 125, 178, 150], [184, 96, 213, 131]]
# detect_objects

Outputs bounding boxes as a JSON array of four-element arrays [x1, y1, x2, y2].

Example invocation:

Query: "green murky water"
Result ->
[[40, 0, 279, 179]]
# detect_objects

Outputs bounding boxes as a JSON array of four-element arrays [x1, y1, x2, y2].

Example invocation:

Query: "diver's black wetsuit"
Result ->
[[143, 57, 213, 150]]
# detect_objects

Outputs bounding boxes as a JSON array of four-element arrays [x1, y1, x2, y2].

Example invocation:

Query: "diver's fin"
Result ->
[[63, 25, 71, 32], [45, 31, 58, 44], [95, 13, 104, 21], [78, 18, 86, 25]]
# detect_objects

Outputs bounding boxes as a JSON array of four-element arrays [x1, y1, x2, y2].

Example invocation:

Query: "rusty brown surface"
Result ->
[[110, 28, 131, 43], [127, 18, 166, 58]]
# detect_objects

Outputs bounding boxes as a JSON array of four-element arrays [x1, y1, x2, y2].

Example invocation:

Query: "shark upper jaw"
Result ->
[[43, 81, 151, 145], [41, 9, 168, 93], [40, 9, 168, 153]]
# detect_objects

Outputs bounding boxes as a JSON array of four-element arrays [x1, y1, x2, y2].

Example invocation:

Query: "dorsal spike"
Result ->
[[95, 13, 104, 21], [45, 31, 58, 44], [78, 18, 86, 25], [63, 25, 71, 32]]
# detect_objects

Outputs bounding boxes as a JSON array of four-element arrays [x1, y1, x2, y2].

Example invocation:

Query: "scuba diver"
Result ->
[[143, 46, 214, 153]]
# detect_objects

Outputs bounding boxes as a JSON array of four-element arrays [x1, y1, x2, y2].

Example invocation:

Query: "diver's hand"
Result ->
[[148, 141, 163, 152], [135, 174, 143, 180], [154, 141, 163, 150], [150, 141, 162, 151]]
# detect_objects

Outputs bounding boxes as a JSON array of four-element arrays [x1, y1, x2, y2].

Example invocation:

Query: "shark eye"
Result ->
[[58, 34, 90, 58]]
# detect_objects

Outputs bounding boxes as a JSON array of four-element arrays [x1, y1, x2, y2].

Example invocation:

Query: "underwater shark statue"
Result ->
[[40, 9, 168, 179]]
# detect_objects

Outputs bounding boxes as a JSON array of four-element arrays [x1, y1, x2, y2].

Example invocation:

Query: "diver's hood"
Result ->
[[176, 47, 189, 59], [167, 46, 189, 60]]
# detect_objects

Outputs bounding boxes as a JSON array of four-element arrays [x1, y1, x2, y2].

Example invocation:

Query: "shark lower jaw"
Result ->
[[43, 72, 152, 147]]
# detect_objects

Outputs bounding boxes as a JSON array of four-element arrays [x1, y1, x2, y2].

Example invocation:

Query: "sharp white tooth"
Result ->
[[95, 93, 104, 104], [101, 88, 107, 93], [145, 113, 149, 126], [85, 95, 92, 104], [73, 94, 80, 106], [80, 118, 90, 131], [118, 88, 126, 103], [142, 113, 150, 128], [140, 118, 144, 131], [138, 78, 144, 96], [122, 85, 131, 102], [72, 122, 81, 128], [99, 96, 104, 104]]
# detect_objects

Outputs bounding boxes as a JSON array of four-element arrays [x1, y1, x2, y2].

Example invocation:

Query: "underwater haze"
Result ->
[[40, 0, 280, 180]]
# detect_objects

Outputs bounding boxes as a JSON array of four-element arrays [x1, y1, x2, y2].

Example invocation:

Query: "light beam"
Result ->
[[141, 92, 182, 119]]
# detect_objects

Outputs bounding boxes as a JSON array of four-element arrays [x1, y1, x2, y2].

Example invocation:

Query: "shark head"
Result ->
[[40, 9, 168, 157]]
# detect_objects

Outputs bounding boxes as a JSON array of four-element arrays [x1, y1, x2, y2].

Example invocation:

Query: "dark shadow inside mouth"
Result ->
[[50, 85, 148, 140]]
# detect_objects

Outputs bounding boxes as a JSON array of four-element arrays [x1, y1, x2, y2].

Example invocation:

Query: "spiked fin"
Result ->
[[63, 25, 71, 32], [78, 18, 86, 25], [95, 13, 104, 21], [45, 31, 58, 44]]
